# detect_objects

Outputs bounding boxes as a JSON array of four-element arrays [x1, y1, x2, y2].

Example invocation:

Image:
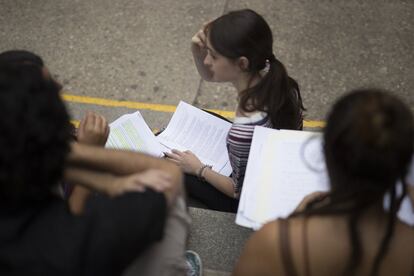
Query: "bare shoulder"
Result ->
[[233, 217, 344, 276], [393, 220, 414, 250], [233, 221, 283, 276]]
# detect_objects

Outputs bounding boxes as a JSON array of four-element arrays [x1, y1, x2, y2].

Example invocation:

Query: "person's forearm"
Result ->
[[68, 185, 92, 215], [67, 143, 182, 204], [203, 168, 236, 198], [64, 167, 117, 215], [64, 166, 115, 195], [69, 143, 179, 178]]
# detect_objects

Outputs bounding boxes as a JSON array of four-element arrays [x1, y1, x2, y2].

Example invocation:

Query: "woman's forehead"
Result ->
[[205, 37, 219, 56]]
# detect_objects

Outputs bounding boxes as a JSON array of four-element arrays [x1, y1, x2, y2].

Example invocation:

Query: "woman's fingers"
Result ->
[[164, 151, 180, 160], [87, 111, 96, 129], [105, 124, 110, 140], [191, 28, 207, 48], [171, 149, 184, 156], [198, 30, 206, 45], [135, 170, 172, 192], [98, 114, 107, 131], [165, 158, 180, 166]]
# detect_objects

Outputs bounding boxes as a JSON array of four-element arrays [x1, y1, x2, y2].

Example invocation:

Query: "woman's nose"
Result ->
[[203, 54, 211, 66]]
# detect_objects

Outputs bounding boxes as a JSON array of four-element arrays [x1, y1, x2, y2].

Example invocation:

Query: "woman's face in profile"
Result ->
[[203, 36, 242, 83]]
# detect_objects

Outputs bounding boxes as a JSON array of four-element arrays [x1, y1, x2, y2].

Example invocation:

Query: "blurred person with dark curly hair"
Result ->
[[0, 52, 189, 276]]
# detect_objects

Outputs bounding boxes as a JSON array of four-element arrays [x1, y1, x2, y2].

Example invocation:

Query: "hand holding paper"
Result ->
[[164, 149, 204, 175]]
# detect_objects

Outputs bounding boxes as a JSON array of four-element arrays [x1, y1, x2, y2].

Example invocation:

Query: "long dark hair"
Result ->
[[292, 89, 414, 275], [207, 9, 305, 129]]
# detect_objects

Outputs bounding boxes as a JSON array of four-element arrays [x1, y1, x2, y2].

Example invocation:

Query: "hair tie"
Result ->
[[262, 59, 271, 74], [268, 54, 276, 62], [262, 54, 276, 74]]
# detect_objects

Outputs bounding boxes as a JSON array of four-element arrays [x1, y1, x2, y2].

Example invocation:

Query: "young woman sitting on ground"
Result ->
[[165, 9, 305, 213]]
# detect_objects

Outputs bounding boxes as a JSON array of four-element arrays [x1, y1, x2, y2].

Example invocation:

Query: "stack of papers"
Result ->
[[236, 127, 414, 229], [236, 127, 328, 229]]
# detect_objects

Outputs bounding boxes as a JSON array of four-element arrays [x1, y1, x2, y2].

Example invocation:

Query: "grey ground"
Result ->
[[1, 0, 413, 275]]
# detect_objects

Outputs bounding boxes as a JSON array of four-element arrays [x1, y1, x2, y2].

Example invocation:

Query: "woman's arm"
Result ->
[[69, 143, 180, 177], [66, 168, 120, 215], [201, 167, 236, 198], [164, 149, 236, 198], [69, 112, 181, 181], [66, 112, 109, 214], [65, 166, 177, 214], [66, 112, 182, 213], [191, 23, 214, 81], [68, 144, 182, 202]]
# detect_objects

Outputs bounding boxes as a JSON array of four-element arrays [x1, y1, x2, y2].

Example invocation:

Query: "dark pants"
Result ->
[[184, 174, 239, 213]]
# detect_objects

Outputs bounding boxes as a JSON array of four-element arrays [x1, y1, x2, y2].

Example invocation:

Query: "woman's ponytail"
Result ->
[[239, 55, 305, 130]]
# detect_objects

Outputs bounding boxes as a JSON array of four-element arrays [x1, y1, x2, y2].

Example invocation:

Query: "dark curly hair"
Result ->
[[0, 50, 44, 67], [0, 61, 72, 203]]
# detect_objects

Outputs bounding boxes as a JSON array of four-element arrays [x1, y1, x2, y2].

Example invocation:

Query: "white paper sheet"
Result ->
[[220, 161, 234, 178], [236, 127, 414, 229], [397, 197, 414, 226], [105, 111, 166, 157], [157, 101, 233, 175], [236, 127, 328, 229], [384, 181, 414, 226]]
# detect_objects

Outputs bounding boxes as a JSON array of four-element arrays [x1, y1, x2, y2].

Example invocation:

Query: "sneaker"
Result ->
[[185, 250, 202, 276]]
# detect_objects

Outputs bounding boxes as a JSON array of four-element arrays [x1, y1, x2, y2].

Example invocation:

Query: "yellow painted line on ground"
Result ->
[[63, 93, 325, 128], [70, 120, 161, 134], [70, 120, 80, 128], [303, 120, 325, 128], [63, 93, 176, 113]]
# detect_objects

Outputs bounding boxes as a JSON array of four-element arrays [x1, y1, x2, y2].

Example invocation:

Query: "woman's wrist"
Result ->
[[197, 164, 212, 180]]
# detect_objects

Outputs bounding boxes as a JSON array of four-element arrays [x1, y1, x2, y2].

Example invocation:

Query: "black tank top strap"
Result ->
[[302, 217, 311, 276], [279, 218, 299, 276], [279, 218, 311, 276]]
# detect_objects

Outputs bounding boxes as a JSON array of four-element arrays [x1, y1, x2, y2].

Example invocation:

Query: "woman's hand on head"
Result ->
[[191, 21, 215, 81], [191, 21, 212, 51], [164, 149, 203, 175], [191, 28, 207, 49], [77, 112, 110, 146], [108, 169, 173, 197]]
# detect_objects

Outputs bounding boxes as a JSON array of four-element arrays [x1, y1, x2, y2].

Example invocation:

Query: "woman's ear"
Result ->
[[237, 56, 249, 71]]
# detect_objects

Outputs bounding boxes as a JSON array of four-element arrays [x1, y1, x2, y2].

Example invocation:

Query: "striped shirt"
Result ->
[[227, 112, 272, 198]]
